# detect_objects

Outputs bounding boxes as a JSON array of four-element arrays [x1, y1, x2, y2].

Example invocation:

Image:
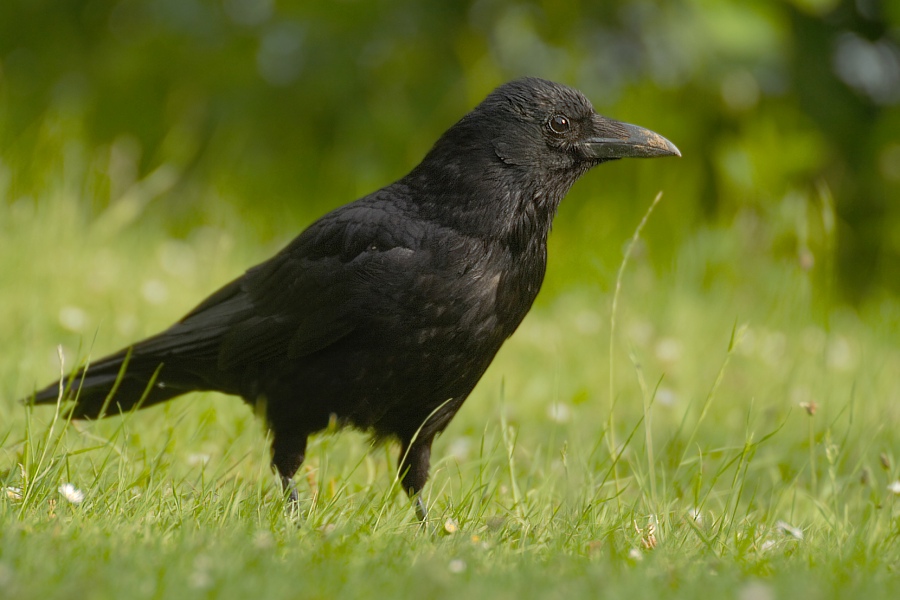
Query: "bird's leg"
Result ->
[[271, 432, 308, 509], [281, 476, 300, 504], [399, 437, 433, 523]]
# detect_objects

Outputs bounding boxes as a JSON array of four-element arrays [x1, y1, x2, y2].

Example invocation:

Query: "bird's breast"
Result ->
[[408, 241, 546, 350]]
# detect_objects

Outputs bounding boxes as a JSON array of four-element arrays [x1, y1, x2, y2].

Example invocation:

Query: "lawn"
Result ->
[[2, 175, 899, 599]]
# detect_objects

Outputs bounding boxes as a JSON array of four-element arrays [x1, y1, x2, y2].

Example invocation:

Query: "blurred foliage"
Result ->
[[1, 0, 899, 302]]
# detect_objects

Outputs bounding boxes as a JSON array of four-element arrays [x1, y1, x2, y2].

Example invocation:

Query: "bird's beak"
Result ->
[[580, 117, 681, 160]]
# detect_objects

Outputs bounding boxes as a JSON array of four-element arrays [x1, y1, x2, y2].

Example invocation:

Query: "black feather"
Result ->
[[26, 77, 678, 519]]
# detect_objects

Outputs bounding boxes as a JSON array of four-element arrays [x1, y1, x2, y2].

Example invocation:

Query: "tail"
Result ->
[[28, 274, 248, 418], [28, 349, 201, 419]]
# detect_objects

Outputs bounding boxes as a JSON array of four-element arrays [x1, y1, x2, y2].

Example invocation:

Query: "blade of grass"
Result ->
[[608, 191, 664, 515]]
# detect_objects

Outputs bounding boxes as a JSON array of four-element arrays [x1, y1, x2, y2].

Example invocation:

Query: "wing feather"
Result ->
[[130, 199, 423, 371]]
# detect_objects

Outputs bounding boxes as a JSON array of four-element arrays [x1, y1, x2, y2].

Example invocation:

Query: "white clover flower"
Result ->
[[58, 483, 84, 504], [887, 480, 900, 495], [443, 518, 459, 534]]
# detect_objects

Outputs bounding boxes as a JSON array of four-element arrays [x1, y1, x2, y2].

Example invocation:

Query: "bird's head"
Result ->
[[481, 77, 680, 173], [413, 78, 678, 195], [406, 77, 679, 242]]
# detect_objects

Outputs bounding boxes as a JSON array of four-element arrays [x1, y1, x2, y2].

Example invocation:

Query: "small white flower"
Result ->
[[654, 337, 682, 363], [447, 437, 472, 461], [58, 483, 85, 504], [448, 559, 466, 573], [141, 279, 169, 305], [628, 548, 643, 561], [887, 480, 900, 495], [5, 487, 23, 501], [547, 402, 571, 423], [189, 570, 212, 590], [826, 336, 856, 371], [252, 531, 274, 550], [58, 306, 88, 332], [443, 518, 459, 534], [187, 453, 211, 466], [656, 387, 677, 407], [688, 507, 702, 524]]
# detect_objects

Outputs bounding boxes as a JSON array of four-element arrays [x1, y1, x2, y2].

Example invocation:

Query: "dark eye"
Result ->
[[548, 114, 570, 135]]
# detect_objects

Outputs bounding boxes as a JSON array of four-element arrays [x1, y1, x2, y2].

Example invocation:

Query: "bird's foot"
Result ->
[[281, 476, 302, 518]]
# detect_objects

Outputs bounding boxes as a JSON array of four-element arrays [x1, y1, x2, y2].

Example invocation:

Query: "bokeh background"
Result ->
[[4, 6, 900, 593], [2, 0, 899, 304]]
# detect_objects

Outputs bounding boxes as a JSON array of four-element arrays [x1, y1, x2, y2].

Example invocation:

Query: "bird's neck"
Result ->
[[402, 158, 582, 257]]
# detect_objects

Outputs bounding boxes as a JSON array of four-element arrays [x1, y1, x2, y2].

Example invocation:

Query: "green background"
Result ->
[[3, 0, 899, 302], [3, 2, 900, 598]]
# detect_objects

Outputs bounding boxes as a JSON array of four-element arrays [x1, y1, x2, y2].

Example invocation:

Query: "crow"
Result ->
[[27, 77, 679, 520]]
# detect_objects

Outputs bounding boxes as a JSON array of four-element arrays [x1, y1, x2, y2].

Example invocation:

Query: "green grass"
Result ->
[[2, 174, 900, 599]]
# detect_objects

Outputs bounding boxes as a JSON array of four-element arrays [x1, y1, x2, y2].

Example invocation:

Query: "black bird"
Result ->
[[28, 78, 679, 520]]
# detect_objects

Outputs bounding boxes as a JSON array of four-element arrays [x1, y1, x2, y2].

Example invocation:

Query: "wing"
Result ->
[[131, 194, 426, 371]]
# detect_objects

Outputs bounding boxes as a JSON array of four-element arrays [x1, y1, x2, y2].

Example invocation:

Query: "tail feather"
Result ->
[[29, 350, 200, 419]]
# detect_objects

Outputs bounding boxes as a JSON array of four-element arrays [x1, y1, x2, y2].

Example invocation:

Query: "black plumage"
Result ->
[[28, 78, 679, 519]]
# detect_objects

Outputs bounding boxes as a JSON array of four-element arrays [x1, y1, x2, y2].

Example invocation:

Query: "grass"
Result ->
[[2, 163, 900, 599]]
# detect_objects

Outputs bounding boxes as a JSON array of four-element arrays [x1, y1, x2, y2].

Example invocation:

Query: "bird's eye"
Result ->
[[548, 114, 570, 135]]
